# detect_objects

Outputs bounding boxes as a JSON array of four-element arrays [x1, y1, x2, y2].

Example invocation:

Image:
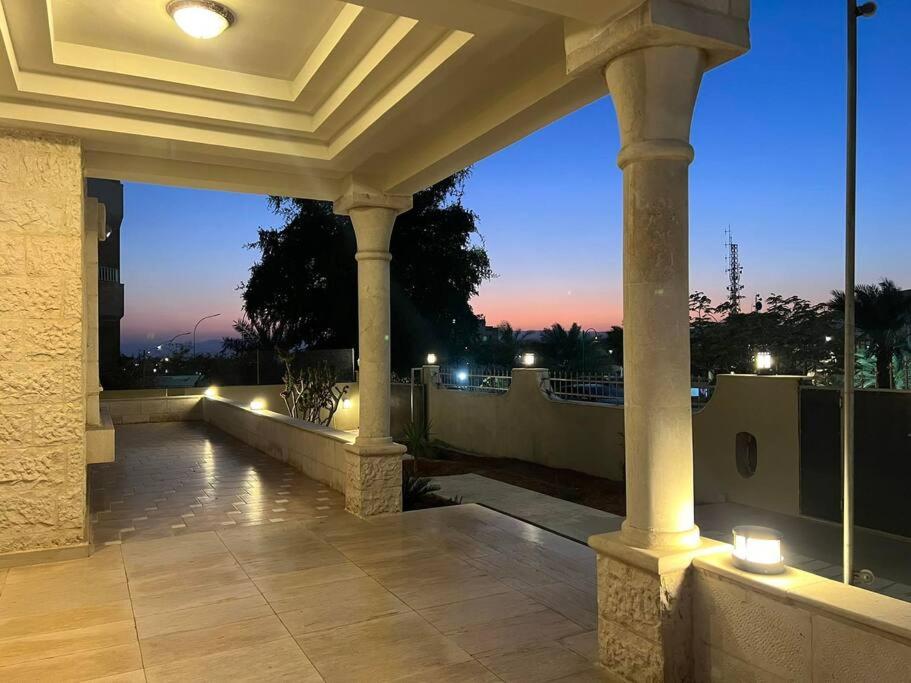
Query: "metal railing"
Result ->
[[437, 366, 511, 393], [99, 265, 119, 283], [544, 371, 714, 409]]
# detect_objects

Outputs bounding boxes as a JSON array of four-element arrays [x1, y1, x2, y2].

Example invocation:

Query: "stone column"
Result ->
[[612, 44, 704, 552], [84, 197, 104, 428], [0, 129, 87, 561], [564, 2, 751, 679], [334, 180, 412, 516]]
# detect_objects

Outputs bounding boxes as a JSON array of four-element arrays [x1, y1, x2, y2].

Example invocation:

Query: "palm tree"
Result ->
[[830, 279, 911, 388]]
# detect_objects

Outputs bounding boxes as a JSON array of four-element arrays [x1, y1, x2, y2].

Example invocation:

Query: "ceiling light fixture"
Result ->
[[167, 0, 235, 39]]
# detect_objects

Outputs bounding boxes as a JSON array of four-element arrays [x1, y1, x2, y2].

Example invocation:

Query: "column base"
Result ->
[[344, 441, 406, 517], [588, 532, 728, 682], [619, 520, 701, 550]]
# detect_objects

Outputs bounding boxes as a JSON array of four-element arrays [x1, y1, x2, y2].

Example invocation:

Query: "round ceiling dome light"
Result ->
[[167, 0, 235, 39]]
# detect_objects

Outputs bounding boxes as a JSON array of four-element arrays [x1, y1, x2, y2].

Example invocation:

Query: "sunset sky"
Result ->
[[119, 1, 910, 353]]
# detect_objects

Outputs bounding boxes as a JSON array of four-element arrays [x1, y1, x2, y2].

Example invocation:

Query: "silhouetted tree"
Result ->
[[830, 278, 911, 388], [238, 170, 492, 373]]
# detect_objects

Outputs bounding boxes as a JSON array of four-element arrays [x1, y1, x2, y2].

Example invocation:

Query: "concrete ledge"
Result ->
[[695, 552, 911, 642], [694, 551, 911, 680], [0, 542, 90, 569], [589, 530, 729, 574], [86, 408, 115, 464]]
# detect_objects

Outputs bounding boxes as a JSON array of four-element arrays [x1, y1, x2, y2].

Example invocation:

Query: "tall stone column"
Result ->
[[613, 44, 704, 552], [334, 180, 412, 516], [564, 2, 751, 679]]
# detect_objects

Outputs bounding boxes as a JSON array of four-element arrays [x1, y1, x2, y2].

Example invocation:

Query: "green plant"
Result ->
[[402, 420, 434, 459], [402, 474, 440, 510]]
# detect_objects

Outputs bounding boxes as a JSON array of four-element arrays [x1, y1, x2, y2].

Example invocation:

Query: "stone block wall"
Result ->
[[0, 129, 86, 555]]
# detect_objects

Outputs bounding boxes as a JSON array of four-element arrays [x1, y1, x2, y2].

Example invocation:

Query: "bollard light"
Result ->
[[249, 398, 266, 411], [521, 352, 536, 367], [204, 387, 217, 398], [426, 353, 438, 365], [732, 526, 784, 574], [755, 351, 773, 374]]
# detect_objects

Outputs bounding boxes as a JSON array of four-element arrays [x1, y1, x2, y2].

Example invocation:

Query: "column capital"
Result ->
[[564, 0, 749, 78], [333, 176, 412, 217]]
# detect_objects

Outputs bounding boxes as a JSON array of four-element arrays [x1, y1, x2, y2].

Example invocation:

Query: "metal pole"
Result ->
[[843, 0, 857, 586], [843, 0, 876, 586]]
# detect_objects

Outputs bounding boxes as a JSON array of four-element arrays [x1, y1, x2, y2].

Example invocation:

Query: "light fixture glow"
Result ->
[[249, 398, 266, 411], [732, 525, 784, 574], [341, 398, 352, 410], [456, 369, 469, 382], [755, 351, 773, 373], [521, 352, 536, 367], [167, 0, 235, 39], [426, 353, 438, 365], [204, 387, 217, 398]]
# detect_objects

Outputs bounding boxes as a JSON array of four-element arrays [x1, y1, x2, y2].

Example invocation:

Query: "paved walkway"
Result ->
[[435, 473, 911, 603], [0, 423, 606, 682]]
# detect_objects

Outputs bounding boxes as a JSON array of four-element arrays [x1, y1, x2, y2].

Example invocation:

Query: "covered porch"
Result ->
[[0, 421, 600, 681]]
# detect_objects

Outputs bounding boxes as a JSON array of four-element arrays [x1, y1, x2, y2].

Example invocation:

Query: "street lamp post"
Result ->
[[192, 313, 221, 357], [843, 0, 876, 586], [581, 327, 599, 375]]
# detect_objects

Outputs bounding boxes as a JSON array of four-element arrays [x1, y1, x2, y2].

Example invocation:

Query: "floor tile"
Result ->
[[478, 641, 594, 682], [275, 576, 410, 633], [296, 612, 471, 682], [0, 642, 143, 682]]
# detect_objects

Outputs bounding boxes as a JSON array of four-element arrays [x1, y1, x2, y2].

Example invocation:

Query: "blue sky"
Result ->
[[120, 1, 910, 351]]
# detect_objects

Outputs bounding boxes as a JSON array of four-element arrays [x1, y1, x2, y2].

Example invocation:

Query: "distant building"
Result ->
[[86, 179, 124, 387]]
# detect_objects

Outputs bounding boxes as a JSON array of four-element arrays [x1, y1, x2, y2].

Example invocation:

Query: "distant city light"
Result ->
[[825, 336, 833, 342]]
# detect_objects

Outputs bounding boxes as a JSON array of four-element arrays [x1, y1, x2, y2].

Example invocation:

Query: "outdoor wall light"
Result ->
[[456, 369, 469, 382], [249, 398, 266, 411], [204, 386, 217, 398], [167, 1, 235, 39], [426, 353, 438, 365], [754, 351, 773, 374], [732, 525, 784, 574], [521, 352, 536, 367], [341, 398, 352, 410]]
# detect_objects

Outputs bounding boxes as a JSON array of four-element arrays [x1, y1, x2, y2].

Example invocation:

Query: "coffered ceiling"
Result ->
[[0, 1, 640, 198]]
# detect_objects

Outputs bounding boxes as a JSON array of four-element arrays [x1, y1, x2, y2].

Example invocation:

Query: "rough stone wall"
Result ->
[[345, 451, 401, 517], [596, 555, 693, 682], [0, 129, 86, 554]]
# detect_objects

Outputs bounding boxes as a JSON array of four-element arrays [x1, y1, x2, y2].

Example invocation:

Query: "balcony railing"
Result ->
[[545, 371, 714, 409], [99, 265, 120, 283], [437, 366, 511, 393]]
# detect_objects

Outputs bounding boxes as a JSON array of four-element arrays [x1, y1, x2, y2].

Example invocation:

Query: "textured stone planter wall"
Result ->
[[0, 129, 86, 556], [202, 396, 350, 495]]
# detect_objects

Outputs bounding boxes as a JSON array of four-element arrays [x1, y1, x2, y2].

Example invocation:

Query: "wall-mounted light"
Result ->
[[167, 0, 235, 39], [754, 351, 773, 374], [204, 387, 217, 398], [341, 398, 352, 410], [426, 353, 438, 365], [249, 398, 266, 411], [521, 352, 536, 367], [732, 525, 784, 574]]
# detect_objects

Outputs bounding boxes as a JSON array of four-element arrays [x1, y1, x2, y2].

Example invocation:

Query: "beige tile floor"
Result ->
[[0, 423, 605, 682]]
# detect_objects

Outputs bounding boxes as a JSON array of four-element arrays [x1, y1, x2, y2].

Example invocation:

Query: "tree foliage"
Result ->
[[830, 278, 911, 388], [238, 171, 492, 372], [689, 292, 837, 377]]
